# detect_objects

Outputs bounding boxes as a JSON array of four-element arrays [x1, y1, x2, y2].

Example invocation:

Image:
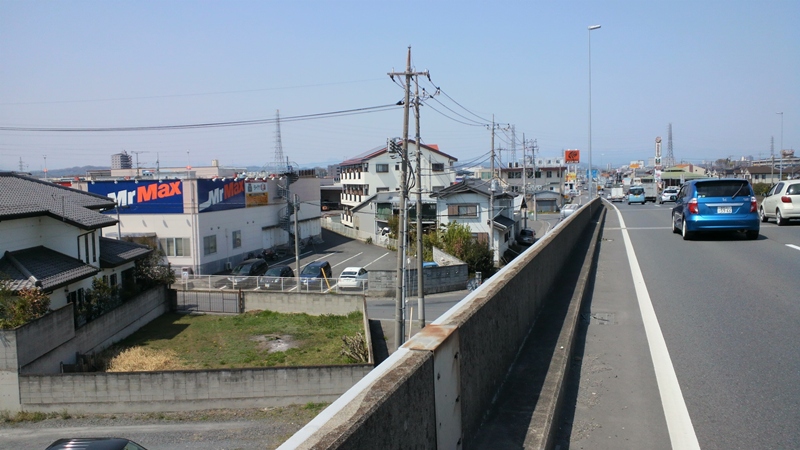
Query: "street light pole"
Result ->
[[777, 112, 784, 180], [588, 24, 601, 202]]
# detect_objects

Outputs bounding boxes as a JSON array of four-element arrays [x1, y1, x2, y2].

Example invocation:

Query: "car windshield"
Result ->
[[696, 181, 749, 197], [787, 184, 800, 195], [231, 263, 253, 275], [300, 265, 321, 276], [264, 267, 285, 276], [521, 230, 533, 236], [340, 271, 357, 278], [630, 188, 644, 195]]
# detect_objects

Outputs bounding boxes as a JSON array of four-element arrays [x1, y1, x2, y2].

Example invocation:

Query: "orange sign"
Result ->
[[565, 150, 580, 163]]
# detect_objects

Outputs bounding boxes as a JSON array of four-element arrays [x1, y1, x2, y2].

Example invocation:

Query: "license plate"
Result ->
[[718, 206, 733, 214]]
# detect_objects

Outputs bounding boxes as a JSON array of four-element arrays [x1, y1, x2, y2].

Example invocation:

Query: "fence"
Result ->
[[175, 275, 373, 295], [173, 289, 242, 313]]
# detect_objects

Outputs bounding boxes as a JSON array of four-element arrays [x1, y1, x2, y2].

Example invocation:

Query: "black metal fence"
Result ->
[[173, 289, 242, 313]]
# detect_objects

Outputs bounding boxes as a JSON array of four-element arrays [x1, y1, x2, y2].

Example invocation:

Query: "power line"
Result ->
[[0, 104, 401, 132]]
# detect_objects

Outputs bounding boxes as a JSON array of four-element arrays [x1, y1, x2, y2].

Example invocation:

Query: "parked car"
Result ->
[[659, 187, 680, 204], [259, 265, 295, 290], [627, 186, 646, 205], [671, 178, 759, 240], [422, 261, 439, 268], [337, 267, 368, 290], [759, 180, 800, 225], [518, 228, 536, 245], [46, 438, 148, 450], [560, 203, 580, 219], [299, 260, 333, 290], [225, 258, 268, 289]]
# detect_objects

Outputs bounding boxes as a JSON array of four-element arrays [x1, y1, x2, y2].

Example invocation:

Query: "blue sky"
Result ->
[[1, 0, 797, 173]]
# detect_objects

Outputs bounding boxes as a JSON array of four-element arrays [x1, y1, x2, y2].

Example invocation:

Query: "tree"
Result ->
[[0, 284, 51, 329], [424, 222, 496, 278]]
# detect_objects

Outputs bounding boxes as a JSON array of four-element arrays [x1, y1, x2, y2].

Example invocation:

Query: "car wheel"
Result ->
[[628, 201, 631, 205], [777, 209, 785, 226], [745, 229, 759, 240], [681, 219, 692, 240], [672, 214, 680, 234], [760, 207, 769, 223]]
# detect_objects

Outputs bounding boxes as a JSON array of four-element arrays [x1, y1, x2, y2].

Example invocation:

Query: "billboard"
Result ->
[[89, 180, 184, 214], [245, 181, 270, 207], [197, 179, 246, 212], [565, 149, 581, 163]]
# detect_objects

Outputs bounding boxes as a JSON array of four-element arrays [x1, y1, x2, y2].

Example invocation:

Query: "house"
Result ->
[[339, 140, 457, 229], [431, 179, 518, 266], [0, 172, 152, 311]]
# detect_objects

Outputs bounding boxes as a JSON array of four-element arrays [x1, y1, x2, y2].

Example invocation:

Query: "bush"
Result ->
[[0, 286, 51, 329]]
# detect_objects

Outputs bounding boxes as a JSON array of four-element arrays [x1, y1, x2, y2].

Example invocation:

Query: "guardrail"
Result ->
[[174, 275, 370, 294]]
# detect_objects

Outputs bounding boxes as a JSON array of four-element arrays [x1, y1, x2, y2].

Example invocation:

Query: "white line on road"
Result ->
[[609, 203, 701, 449], [331, 252, 363, 268], [363, 252, 391, 268], [787, 244, 800, 252]]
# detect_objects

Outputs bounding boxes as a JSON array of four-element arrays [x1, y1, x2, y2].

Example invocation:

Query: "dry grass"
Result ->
[[105, 347, 184, 372]]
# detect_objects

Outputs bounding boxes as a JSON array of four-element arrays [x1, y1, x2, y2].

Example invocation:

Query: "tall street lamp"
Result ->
[[588, 24, 601, 200]]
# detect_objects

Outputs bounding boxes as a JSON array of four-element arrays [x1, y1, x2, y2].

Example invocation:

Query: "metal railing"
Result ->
[[174, 274, 372, 294]]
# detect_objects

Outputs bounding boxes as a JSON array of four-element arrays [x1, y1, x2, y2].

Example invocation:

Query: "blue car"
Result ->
[[671, 179, 759, 240], [627, 186, 646, 204]]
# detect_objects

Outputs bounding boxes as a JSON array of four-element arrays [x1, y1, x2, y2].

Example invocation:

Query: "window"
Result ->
[[232, 230, 242, 249], [509, 186, 520, 193], [432, 163, 444, 172], [160, 238, 191, 256], [432, 186, 444, 193], [546, 171, 553, 178], [507, 171, 521, 179], [448, 204, 478, 217], [77, 232, 97, 264], [376, 187, 390, 192], [376, 163, 389, 173], [395, 164, 400, 171], [203, 235, 217, 256]]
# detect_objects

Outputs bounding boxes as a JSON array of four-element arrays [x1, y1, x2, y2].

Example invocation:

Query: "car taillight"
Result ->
[[781, 195, 792, 203], [688, 198, 699, 214], [751, 196, 758, 212]]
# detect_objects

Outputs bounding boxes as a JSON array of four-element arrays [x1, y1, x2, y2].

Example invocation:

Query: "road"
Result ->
[[558, 199, 800, 449]]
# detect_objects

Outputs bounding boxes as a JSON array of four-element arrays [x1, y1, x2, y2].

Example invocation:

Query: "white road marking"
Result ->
[[609, 203, 701, 449], [331, 252, 363, 268], [363, 252, 391, 268], [786, 244, 800, 252]]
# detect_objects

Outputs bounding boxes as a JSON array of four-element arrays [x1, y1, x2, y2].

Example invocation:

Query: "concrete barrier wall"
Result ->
[[21, 287, 169, 375], [281, 199, 601, 449], [367, 263, 469, 297], [20, 364, 373, 414], [244, 292, 363, 316]]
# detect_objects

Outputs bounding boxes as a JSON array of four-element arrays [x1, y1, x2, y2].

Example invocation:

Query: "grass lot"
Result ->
[[101, 310, 366, 371]]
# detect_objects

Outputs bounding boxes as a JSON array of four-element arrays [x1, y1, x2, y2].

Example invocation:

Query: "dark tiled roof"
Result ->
[[493, 214, 516, 230], [0, 247, 99, 292], [0, 172, 117, 229], [340, 140, 458, 166], [99, 237, 152, 268], [431, 179, 516, 199]]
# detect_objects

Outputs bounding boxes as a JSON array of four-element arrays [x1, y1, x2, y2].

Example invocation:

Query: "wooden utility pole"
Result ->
[[489, 115, 495, 262], [388, 47, 428, 348], [414, 75, 425, 330]]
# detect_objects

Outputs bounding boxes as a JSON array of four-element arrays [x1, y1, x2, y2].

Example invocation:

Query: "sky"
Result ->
[[1, 0, 798, 174]]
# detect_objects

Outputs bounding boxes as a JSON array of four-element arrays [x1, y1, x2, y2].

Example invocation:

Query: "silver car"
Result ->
[[759, 180, 800, 225], [560, 203, 580, 219]]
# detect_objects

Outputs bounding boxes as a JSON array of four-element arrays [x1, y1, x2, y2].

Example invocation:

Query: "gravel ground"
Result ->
[[0, 405, 323, 450]]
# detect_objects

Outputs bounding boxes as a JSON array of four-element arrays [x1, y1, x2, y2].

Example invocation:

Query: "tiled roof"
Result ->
[[0, 172, 117, 229], [431, 179, 516, 199], [99, 237, 152, 268], [0, 246, 99, 292], [493, 214, 516, 230], [340, 140, 458, 166]]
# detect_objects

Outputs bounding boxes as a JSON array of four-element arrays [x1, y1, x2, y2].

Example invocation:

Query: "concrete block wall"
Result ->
[[20, 364, 373, 414], [21, 286, 169, 375], [244, 292, 363, 316], [14, 305, 74, 368], [367, 264, 469, 297], [281, 199, 601, 449]]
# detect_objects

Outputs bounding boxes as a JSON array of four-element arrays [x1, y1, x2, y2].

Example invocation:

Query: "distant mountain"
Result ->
[[27, 166, 110, 178]]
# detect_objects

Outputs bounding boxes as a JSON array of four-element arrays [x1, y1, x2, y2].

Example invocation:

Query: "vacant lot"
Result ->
[[102, 310, 366, 371]]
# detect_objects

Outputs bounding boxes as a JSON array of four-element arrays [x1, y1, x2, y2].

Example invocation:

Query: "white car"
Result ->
[[337, 267, 368, 290], [659, 187, 680, 204], [760, 180, 800, 225], [560, 203, 580, 219]]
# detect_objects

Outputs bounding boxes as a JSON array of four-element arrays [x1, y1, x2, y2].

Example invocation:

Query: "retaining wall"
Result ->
[[279, 199, 602, 449], [244, 292, 363, 316]]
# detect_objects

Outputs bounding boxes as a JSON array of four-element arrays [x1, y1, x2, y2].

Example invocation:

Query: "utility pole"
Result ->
[[294, 194, 300, 277], [522, 133, 528, 230], [414, 75, 425, 330], [131, 151, 148, 177], [489, 115, 496, 263], [532, 139, 539, 221], [389, 47, 428, 348]]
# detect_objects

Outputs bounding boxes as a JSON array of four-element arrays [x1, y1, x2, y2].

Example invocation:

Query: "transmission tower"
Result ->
[[665, 123, 675, 168], [274, 110, 285, 173]]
